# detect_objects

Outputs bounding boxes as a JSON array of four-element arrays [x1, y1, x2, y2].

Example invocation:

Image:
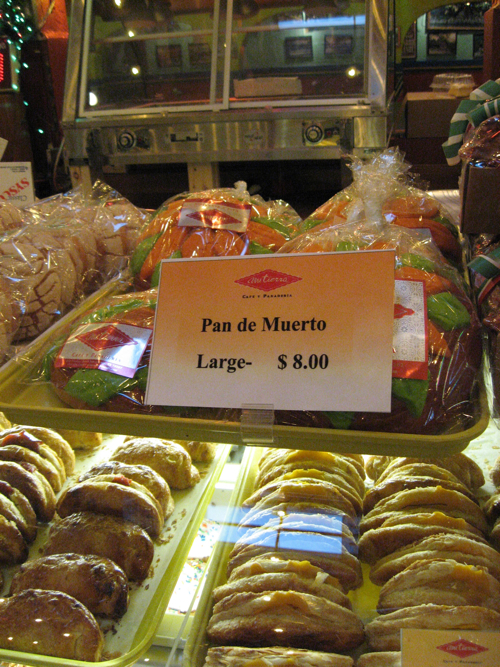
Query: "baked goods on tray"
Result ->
[[9, 553, 129, 618], [203, 645, 355, 666]]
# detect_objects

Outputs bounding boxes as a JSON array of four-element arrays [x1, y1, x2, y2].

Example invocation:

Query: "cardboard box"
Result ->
[[461, 162, 500, 234], [405, 92, 461, 138]]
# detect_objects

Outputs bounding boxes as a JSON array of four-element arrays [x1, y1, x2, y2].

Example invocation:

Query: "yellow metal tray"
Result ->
[[0, 436, 232, 667], [0, 278, 489, 457], [183, 446, 381, 667]]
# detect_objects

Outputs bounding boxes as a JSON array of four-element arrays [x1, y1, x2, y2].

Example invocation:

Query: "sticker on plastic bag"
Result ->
[[54, 322, 153, 378], [393, 279, 428, 380], [178, 197, 252, 232]]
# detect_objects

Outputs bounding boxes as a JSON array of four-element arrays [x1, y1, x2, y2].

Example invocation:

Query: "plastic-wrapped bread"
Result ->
[[0, 201, 24, 233], [9, 553, 129, 618], [130, 182, 300, 289], [0, 588, 104, 661]]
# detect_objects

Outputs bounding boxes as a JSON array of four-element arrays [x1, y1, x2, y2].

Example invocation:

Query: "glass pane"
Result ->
[[230, 1, 367, 102], [83, 0, 222, 112]]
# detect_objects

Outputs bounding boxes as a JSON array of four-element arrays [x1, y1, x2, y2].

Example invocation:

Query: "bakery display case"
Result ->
[[62, 0, 393, 194]]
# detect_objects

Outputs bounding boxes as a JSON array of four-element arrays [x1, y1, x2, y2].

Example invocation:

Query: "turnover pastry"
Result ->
[[257, 449, 365, 487], [56, 474, 164, 538], [0, 460, 56, 522], [363, 463, 477, 513], [359, 486, 488, 536], [1, 425, 75, 475], [365, 454, 484, 492], [44, 511, 154, 582], [203, 646, 355, 666], [214, 556, 352, 608], [174, 440, 218, 462], [358, 511, 487, 564], [57, 428, 103, 451], [207, 590, 365, 653], [79, 460, 174, 518], [377, 558, 500, 613], [226, 521, 362, 592], [369, 533, 500, 585], [114, 437, 200, 489], [356, 652, 401, 667], [242, 478, 359, 526], [10, 553, 129, 618], [0, 588, 104, 661], [0, 431, 66, 492], [0, 480, 37, 543], [0, 512, 28, 565], [365, 604, 500, 651]]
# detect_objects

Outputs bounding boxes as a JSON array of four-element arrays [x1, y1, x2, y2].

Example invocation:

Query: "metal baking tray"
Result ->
[[0, 433, 232, 667], [0, 279, 489, 457]]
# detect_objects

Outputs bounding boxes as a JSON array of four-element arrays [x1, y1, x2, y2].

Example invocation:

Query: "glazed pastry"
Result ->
[[0, 480, 37, 543], [242, 478, 358, 526], [257, 449, 365, 489], [0, 460, 56, 522], [261, 469, 364, 515], [0, 513, 28, 565], [490, 455, 500, 488], [0, 434, 65, 493], [355, 652, 401, 667], [226, 523, 363, 592], [113, 437, 200, 489], [10, 553, 129, 618], [377, 558, 500, 613], [359, 486, 488, 536], [1, 425, 75, 475], [207, 590, 365, 653], [363, 464, 477, 513], [43, 511, 154, 582], [204, 646, 355, 666], [57, 475, 164, 539], [358, 511, 487, 564], [481, 490, 500, 523], [78, 460, 174, 518], [214, 556, 351, 608], [57, 429, 103, 451], [369, 533, 500, 585], [0, 588, 104, 661], [0, 412, 11, 430], [365, 604, 500, 651], [365, 454, 484, 492]]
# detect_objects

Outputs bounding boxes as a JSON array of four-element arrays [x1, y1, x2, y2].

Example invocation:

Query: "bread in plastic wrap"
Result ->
[[130, 181, 300, 289]]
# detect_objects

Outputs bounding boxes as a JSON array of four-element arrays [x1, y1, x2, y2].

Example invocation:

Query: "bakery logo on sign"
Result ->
[[76, 325, 136, 351], [436, 639, 488, 658], [235, 269, 302, 292]]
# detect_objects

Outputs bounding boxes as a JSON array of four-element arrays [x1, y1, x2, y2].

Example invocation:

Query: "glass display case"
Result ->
[[62, 0, 392, 185]]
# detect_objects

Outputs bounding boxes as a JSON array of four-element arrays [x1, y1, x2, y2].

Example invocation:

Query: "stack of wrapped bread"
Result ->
[[0, 181, 149, 363]]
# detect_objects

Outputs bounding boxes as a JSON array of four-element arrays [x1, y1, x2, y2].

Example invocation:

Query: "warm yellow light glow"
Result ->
[[89, 91, 98, 106], [131, 66, 140, 75], [128, 30, 135, 37]]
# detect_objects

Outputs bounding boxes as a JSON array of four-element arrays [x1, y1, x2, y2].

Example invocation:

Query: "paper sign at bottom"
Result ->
[[402, 629, 500, 666]]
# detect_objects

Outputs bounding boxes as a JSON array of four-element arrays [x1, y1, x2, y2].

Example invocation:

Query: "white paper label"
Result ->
[[0, 161, 35, 206], [393, 279, 428, 380]]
